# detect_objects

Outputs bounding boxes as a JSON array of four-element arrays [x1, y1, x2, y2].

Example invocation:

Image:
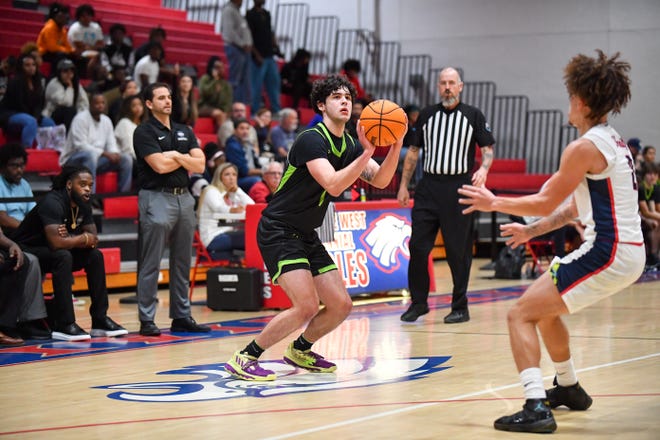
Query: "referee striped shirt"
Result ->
[[415, 102, 495, 175]]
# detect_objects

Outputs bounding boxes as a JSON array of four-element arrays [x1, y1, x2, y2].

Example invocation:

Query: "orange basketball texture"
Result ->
[[359, 99, 407, 147]]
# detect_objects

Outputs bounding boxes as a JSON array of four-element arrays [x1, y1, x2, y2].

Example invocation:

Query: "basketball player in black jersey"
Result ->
[[225, 75, 405, 380]]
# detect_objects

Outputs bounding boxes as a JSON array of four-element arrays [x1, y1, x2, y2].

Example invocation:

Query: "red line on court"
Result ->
[[2, 393, 658, 436]]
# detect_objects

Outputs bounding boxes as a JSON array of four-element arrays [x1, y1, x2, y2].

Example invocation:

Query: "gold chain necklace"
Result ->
[[71, 206, 79, 229]]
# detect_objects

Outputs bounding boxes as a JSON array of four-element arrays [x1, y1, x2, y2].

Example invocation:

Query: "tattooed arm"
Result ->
[[500, 198, 578, 249]]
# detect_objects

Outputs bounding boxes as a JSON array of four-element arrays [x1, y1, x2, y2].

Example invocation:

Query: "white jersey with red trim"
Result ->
[[575, 123, 643, 244]]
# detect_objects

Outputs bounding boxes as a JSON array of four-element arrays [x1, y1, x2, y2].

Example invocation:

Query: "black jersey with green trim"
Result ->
[[261, 122, 363, 234]]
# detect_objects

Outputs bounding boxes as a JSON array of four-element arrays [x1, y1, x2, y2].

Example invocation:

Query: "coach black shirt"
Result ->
[[133, 115, 200, 190], [12, 189, 94, 248], [263, 123, 362, 234]]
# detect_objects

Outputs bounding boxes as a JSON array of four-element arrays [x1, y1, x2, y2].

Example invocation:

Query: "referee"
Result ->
[[398, 67, 495, 324]]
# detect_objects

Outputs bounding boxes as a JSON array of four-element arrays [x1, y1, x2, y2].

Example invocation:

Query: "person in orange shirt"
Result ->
[[37, 3, 75, 71]]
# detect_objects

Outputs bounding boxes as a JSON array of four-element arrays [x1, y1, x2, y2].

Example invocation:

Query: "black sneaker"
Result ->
[[52, 323, 91, 341], [494, 399, 557, 433], [17, 320, 52, 340], [90, 316, 128, 337], [400, 303, 429, 322], [546, 377, 593, 410], [443, 309, 470, 324], [139, 321, 161, 336], [170, 316, 211, 333]]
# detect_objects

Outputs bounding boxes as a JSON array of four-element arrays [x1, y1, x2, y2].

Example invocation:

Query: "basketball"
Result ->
[[359, 99, 407, 147]]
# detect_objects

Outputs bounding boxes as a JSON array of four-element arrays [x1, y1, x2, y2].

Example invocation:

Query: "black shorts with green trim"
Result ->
[[257, 215, 336, 284]]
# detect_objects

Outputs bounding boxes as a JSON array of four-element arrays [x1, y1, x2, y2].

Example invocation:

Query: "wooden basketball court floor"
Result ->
[[1, 258, 658, 439]]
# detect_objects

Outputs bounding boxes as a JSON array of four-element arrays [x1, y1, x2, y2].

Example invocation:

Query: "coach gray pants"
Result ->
[[137, 190, 196, 322]]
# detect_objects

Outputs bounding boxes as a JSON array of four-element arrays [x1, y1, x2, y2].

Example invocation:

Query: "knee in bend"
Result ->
[[52, 249, 73, 269]]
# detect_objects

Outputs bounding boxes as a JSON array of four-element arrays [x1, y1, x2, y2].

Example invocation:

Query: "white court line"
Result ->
[[261, 352, 660, 440]]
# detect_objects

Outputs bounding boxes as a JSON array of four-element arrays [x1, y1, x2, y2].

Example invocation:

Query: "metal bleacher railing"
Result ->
[[168, 0, 573, 176]]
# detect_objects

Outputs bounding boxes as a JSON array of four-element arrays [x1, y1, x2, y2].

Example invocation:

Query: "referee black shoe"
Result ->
[[494, 399, 557, 433], [400, 303, 429, 322], [546, 377, 593, 410]]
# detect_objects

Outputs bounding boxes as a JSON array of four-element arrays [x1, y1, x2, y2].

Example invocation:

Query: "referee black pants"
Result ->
[[408, 174, 474, 312]]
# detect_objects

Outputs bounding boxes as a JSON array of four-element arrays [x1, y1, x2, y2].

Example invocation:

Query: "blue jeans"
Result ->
[[225, 44, 252, 104], [206, 230, 245, 261], [251, 56, 281, 113], [7, 113, 55, 148], [65, 151, 133, 193]]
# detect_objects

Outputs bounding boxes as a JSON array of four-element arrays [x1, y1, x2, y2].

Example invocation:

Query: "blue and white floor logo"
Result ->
[[96, 356, 451, 402]]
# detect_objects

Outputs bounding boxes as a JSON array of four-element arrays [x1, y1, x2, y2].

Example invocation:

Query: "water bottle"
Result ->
[[359, 188, 367, 202]]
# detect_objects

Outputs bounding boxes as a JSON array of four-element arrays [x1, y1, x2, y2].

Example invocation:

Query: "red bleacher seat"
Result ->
[[195, 117, 215, 134], [103, 195, 138, 219], [298, 107, 316, 126], [96, 171, 118, 194], [196, 133, 218, 147], [25, 149, 61, 175]]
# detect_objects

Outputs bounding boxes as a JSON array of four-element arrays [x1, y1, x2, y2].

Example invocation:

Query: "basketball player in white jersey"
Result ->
[[458, 50, 644, 433]]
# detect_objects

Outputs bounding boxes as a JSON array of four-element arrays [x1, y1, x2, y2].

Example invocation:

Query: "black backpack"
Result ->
[[494, 245, 526, 279]]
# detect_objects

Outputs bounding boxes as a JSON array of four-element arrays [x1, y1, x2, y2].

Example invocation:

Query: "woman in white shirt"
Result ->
[[197, 162, 254, 261], [113, 94, 144, 160]]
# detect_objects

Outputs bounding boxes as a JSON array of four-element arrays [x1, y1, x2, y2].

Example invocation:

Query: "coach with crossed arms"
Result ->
[[398, 67, 495, 324], [133, 82, 211, 336]]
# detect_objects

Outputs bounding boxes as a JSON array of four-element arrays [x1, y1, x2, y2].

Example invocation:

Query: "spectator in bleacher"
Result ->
[[12, 165, 128, 341], [345, 98, 366, 139], [197, 162, 254, 261], [189, 142, 225, 198], [36, 2, 76, 72], [221, 0, 253, 104], [198, 56, 232, 129], [102, 23, 135, 76], [20, 42, 44, 76], [107, 78, 139, 124], [0, 54, 55, 148], [217, 101, 258, 148], [59, 93, 132, 193], [0, 229, 51, 345], [224, 118, 262, 193], [0, 143, 36, 236], [248, 160, 282, 204], [171, 73, 198, 128], [43, 58, 89, 131], [114, 94, 144, 166], [340, 59, 372, 102], [399, 104, 422, 181], [134, 26, 166, 66], [638, 162, 660, 268], [0, 55, 17, 103], [67, 4, 104, 78], [132, 82, 210, 336], [85, 64, 122, 95], [280, 48, 312, 109], [627, 137, 643, 172], [252, 107, 273, 157], [641, 145, 656, 170], [268, 107, 298, 162], [246, 0, 282, 115], [134, 42, 163, 90]]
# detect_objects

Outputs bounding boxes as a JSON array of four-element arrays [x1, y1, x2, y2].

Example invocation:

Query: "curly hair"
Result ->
[[310, 74, 356, 115], [0, 143, 28, 168], [563, 49, 631, 122], [51, 165, 93, 190]]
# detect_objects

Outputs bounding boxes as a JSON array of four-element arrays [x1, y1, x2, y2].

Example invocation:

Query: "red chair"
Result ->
[[526, 239, 555, 276], [189, 229, 231, 299]]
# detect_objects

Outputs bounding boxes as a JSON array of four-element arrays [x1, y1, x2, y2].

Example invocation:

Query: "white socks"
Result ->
[[554, 358, 578, 386], [520, 367, 546, 400]]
